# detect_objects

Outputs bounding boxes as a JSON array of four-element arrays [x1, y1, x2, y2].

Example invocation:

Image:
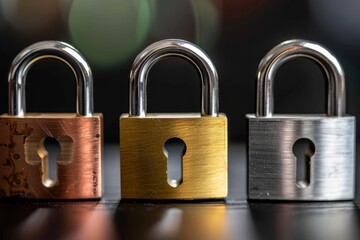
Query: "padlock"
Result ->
[[0, 41, 103, 199], [120, 39, 228, 200], [247, 39, 355, 201]]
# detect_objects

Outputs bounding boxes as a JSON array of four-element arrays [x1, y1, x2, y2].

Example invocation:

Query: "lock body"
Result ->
[[120, 113, 228, 200], [0, 113, 103, 199], [247, 114, 355, 201]]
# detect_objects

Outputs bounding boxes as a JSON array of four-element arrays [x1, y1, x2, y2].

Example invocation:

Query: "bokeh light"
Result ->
[[0, 0, 64, 39], [191, 0, 221, 50], [148, 0, 221, 51], [148, 0, 194, 40], [68, 0, 151, 68], [58, 0, 73, 26]]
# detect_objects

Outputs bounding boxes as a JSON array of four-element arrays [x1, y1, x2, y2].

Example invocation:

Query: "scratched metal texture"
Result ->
[[247, 114, 355, 201], [0, 113, 103, 199]]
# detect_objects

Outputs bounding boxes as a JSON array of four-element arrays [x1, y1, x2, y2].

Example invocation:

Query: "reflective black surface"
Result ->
[[1, 144, 359, 240]]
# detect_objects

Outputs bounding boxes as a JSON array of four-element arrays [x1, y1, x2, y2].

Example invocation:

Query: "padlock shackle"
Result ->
[[8, 41, 93, 117], [129, 39, 219, 117], [256, 39, 345, 117]]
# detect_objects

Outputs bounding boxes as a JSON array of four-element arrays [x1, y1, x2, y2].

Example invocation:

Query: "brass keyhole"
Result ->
[[292, 138, 315, 189], [38, 137, 61, 188], [163, 138, 186, 188]]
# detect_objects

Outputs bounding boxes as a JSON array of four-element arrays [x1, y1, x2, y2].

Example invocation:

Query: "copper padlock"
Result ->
[[120, 39, 228, 200], [0, 41, 103, 199]]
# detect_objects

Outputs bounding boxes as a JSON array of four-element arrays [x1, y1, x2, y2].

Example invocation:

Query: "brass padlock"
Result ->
[[0, 41, 103, 199], [120, 39, 228, 200]]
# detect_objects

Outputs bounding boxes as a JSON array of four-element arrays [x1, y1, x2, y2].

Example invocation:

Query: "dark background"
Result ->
[[0, 0, 360, 143], [1, 2, 360, 239]]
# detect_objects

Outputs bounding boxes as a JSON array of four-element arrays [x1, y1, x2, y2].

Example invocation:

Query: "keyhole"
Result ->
[[292, 138, 315, 189], [37, 137, 61, 188], [163, 138, 186, 188]]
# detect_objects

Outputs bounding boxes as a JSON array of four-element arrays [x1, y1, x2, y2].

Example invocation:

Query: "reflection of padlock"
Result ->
[[247, 39, 355, 201], [0, 41, 103, 199], [120, 39, 228, 200]]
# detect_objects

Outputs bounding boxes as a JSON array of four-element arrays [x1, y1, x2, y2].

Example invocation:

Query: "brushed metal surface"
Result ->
[[247, 114, 355, 200], [248, 39, 355, 200], [0, 113, 103, 199], [120, 113, 228, 200]]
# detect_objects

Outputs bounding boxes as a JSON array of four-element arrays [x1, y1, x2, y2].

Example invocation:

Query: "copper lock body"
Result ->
[[120, 39, 228, 200], [0, 41, 103, 199]]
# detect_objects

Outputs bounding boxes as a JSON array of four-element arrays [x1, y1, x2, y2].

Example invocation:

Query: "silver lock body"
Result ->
[[247, 40, 355, 201], [247, 114, 355, 200]]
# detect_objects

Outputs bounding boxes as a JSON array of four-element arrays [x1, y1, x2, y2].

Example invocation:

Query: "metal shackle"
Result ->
[[129, 39, 219, 117], [256, 39, 345, 117], [8, 41, 93, 117]]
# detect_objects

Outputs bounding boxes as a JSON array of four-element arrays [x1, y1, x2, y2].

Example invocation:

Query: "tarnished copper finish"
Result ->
[[120, 113, 228, 200], [0, 113, 103, 199]]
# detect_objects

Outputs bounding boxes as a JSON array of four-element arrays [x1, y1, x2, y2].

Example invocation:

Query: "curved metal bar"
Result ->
[[256, 39, 345, 117], [129, 39, 219, 117], [8, 41, 93, 116]]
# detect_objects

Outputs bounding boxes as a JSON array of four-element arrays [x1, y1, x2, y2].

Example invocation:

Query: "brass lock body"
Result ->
[[0, 41, 103, 199], [120, 39, 228, 200], [120, 114, 227, 199]]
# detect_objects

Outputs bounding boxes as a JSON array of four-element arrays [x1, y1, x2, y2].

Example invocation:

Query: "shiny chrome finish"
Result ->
[[121, 39, 227, 200], [0, 41, 102, 199], [256, 39, 345, 117], [9, 41, 93, 117], [247, 40, 355, 201], [129, 39, 218, 117]]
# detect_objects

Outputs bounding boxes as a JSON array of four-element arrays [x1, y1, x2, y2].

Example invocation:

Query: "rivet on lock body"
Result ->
[[247, 39, 355, 201], [120, 39, 228, 200], [0, 41, 103, 199]]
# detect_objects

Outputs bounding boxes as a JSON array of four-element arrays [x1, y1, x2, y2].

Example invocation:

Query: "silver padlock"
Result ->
[[247, 39, 355, 201]]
